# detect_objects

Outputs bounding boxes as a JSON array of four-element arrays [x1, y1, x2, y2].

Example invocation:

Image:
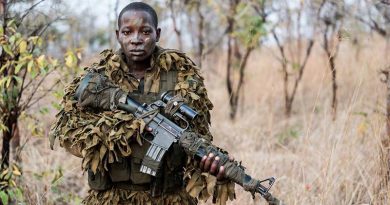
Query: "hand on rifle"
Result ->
[[200, 153, 234, 180]]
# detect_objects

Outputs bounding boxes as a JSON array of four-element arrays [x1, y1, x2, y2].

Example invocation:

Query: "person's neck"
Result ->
[[126, 56, 151, 73]]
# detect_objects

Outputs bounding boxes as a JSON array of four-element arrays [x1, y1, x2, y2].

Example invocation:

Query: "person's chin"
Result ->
[[130, 55, 147, 62]]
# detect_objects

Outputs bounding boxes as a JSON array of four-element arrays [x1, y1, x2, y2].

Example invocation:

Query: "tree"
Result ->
[[167, 0, 184, 51], [164, 0, 229, 69], [0, 19, 64, 167], [355, 0, 389, 38], [317, 0, 345, 119], [271, 0, 315, 117], [225, 0, 267, 119], [0, 0, 68, 168]]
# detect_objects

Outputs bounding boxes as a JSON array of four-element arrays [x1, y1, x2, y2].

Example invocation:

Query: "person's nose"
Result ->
[[129, 32, 143, 45]]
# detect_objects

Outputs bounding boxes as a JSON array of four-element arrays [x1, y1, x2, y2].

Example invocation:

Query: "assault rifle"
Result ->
[[116, 92, 283, 204]]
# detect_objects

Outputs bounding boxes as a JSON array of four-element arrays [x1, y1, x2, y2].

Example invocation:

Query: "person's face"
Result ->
[[116, 10, 161, 62]]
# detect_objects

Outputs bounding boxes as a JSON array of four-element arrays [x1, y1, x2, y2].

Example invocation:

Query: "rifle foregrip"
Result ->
[[179, 132, 277, 199]]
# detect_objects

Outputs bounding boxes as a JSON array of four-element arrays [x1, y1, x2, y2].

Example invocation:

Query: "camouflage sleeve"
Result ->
[[171, 56, 236, 205], [49, 70, 144, 175]]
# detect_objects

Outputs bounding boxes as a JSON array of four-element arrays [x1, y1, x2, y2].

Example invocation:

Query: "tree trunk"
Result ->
[[226, 0, 235, 119], [329, 55, 337, 120], [1, 73, 18, 168], [11, 122, 20, 162], [323, 25, 338, 120], [169, 0, 182, 51], [283, 62, 291, 117], [226, 34, 234, 118], [230, 47, 253, 119], [196, 1, 204, 68], [1, 115, 17, 168]]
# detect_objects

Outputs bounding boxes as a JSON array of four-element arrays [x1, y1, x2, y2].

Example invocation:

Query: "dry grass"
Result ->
[[15, 35, 389, 205]]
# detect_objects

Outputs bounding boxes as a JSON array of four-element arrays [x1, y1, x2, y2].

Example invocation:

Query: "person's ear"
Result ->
[[116, 29, 119, 40], [156, 28, 161, 42]]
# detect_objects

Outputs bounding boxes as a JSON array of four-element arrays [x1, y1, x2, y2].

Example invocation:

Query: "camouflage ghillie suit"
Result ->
[[50, 47, 235, 205]]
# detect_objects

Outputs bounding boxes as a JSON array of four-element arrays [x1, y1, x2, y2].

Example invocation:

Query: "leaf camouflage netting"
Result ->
[[50, 47, 235, 205], [83, 188, 197, 205]]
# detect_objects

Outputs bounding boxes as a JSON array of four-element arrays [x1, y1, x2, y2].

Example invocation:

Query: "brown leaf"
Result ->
[[91, 153, 100, 173], [205, 174, 216, 195], [170, 53, 180, 61], [189, 92, 200, 100], [99, 144, 107, 160], [186, 171, 201, 192], [64, 100, 73, 112], [165, 54, 172, 70], [108, 151, 114, 163]]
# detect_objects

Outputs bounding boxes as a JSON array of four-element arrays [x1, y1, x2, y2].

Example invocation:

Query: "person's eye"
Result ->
[[142, 30, 151, 35], [122, 31, 130, 35]]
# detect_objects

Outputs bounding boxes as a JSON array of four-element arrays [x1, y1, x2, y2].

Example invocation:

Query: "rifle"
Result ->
[[116, 92, 283, 204]]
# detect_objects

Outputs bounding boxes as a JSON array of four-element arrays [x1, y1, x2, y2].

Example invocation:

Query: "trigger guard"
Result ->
[[173, 113, 189, 130]]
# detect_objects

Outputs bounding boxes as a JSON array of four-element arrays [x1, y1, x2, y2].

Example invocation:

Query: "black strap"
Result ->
[[74, 72, 94, 100]]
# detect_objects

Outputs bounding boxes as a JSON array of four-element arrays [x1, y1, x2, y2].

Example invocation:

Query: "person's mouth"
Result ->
[[129, 49, 145, 56]]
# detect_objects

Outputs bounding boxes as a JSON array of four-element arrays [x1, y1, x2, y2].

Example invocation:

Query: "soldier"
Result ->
[[50, 2, 236, 205]]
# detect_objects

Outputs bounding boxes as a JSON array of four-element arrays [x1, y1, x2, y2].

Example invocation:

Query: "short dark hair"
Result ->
[[117, 2, 158, 28]]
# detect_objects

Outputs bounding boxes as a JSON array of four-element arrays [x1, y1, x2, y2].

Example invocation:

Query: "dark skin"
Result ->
[[116, 10, 229, 180], [116, 10, 160, 78]]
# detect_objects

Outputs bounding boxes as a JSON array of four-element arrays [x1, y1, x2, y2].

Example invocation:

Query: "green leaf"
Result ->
[[37, 37, 43, 47], [53, 90, 64, 99], [51, 102, 62, 111], [30, 71, 37, 78], [37, 55, 47, 69], [14, 33, 21, 40], [27, 60, 34, 72], [292, 62, 300, 70], [15, 62, 26, 74], [51, 167, 63, 184], [0, 76, 8, 87], [6, 190, 14, 201], [65, 52, 77, 68], [0, 123, 8, 132], [0, 191, 9, 205], [2, 45, 14, 57], [28, 36, 40, 45], [0, 61, 9, 73], [19, 40, 27, 53], [6, 76, 12, 88], [6, 19, 16, 28], [9, 35, 16, 45], [51, 59, 59, 67], [13, 76, 23, 86], [14, 188, 23, 201], [0, 26, 3, 35], [7, 27, 16, 34], [39, 107, 49, 114]]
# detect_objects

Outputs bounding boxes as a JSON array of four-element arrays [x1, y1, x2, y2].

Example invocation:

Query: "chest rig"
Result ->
[[88, 68, 187, 196]]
